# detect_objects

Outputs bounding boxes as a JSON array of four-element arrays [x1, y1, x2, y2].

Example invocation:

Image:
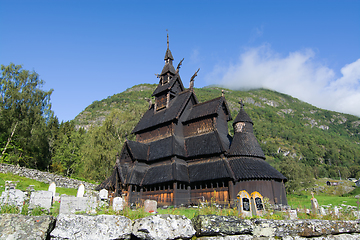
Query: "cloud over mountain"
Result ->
[[207, 45, 360, 117]]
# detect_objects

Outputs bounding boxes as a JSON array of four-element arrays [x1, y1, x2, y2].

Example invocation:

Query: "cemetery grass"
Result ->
[[287, 178, 358, 209], [0, 172, 77, 196]]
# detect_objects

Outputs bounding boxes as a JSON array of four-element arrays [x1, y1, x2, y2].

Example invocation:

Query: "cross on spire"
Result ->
[[167, 30, 169, 49], [239, 99, 244, 109]]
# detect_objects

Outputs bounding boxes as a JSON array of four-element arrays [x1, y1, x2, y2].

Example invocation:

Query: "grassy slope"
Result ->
[[0, 172, 77, 196]]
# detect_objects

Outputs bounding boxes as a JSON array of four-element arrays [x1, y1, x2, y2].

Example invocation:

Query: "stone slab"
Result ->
[[0, 214, 55, 240], [50, 214, 132, 240], [48, 182, 56, 198], [133, 214, 195, 240], [144, 199, 157, 213], [192, 215, 253, 237], [0, 189, 25, 212], [29, 190, 53, 210], [112, 197, 125, 211], [76, 184, 85, 198], [59, 196, 96, 214], [99, 189, 108, 200]]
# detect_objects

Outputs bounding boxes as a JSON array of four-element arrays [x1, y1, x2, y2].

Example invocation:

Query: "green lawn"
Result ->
[[287, 194, 358, 209], [0, 172, 77, 196]]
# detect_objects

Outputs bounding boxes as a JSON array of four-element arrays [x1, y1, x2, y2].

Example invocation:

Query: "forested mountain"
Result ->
[[73, 84, 360, 192], [1, 62, 359, 194]]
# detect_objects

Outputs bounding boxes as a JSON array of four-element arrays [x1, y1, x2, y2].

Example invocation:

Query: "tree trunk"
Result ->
[[0, 121, 18, 162]]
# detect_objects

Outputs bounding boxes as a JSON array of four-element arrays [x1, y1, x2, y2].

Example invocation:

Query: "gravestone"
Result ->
[[113, 197, 125, 211], [320, 207, 326, 216], [54, 193, 60, 203], [334, 206, 339, 217], [311, 192, 319, 215], [76, 184, 85, 197], [250, 191, 265, 216], [29, 190, 53, 210], [0, 189, 25, 212], [236, 190, 252, 217], [59, 196, 97, 214], [144, 199, 157, 213], [288, 209, 297, 220], [99, 189, 108, 200], [48, 182, 56, 199]]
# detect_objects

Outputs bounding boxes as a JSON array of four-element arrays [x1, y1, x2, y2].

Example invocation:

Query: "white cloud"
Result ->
[[207, 45, 360, 117]]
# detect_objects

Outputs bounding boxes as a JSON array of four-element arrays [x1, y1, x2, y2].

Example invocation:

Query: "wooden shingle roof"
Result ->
[[228, 157, 287, 181], [188, 159, 232, 182], [185, 132, 225, 157], [152, 75, 184, 96], [184, 96, 232, 123], [233, 106, 253, 125], [127, 141, 148, 161], [228, 132, 265, 159], [132, 90, 194, 133]]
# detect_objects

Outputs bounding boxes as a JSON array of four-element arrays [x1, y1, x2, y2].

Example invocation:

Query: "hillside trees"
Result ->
[[0, 63, 54, 169], [80, 106, 147, 182], [51, 121, 85, 176]]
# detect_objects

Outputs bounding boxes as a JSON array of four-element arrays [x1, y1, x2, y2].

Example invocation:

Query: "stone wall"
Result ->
[[0, 163, 97, 190], [1, 214, 360, 240]]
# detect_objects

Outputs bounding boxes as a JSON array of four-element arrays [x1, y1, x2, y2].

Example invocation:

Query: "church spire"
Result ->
[[164, 33, 174, 64]]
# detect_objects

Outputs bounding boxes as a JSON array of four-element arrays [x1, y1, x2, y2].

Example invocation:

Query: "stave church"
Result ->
[[96, 36, 287, 206]]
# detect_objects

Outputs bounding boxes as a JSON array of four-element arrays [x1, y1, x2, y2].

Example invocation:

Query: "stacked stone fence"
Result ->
[[0, 163, 97, 190], [1, 213, 360, 239]]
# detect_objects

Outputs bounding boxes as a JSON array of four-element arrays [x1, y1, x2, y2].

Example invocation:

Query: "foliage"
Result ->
[[80, 106, 147, 182], [51, 121, 85, 176], [0, 203, 20, 214], [0, 63, 54, 170], [69, 84, 360, 189], [2, 67, 360, 194]]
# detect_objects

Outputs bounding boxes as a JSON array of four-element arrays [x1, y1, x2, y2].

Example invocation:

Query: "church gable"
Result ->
[[97, 35, 288, 206], [120, 144, 133, 164], [132, 90, 193, 134]]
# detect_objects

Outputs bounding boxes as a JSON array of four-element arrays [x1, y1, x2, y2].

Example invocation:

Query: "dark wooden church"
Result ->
[[96, 36, 287, 206]]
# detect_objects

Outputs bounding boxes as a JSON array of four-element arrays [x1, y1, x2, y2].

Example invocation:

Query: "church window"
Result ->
[[156, 94, 167, 111]]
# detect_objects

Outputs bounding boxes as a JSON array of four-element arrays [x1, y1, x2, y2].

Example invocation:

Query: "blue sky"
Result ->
[[1, 0, 359, 121]]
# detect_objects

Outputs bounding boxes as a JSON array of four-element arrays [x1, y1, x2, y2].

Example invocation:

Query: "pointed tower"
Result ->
[[226, 100, 287, 205], [228, 100, 265, 158], [152, 34, 185, 112]]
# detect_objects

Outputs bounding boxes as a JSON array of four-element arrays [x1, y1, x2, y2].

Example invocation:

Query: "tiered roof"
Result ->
[[96, 38, 286, 192]]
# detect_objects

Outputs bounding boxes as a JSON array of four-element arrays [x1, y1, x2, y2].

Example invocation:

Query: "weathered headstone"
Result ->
[[112, 197, 125, 211], [144, 199, 157, 213], [251, 191, 265, 216], [59, 196, 97, 214], [0, 189, 25, 212], [76, 183, 85, 197], [99, 189, 108, 200], [29, 190, 53, 210], [237, 190, 252, 217], [288, 209, 297, 220], [334, 206, 339, 217], [48, 182, 56, 199], [311, 192, 319, 215], [320, 207, 326, 216], [54, 193, 60, 203]]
